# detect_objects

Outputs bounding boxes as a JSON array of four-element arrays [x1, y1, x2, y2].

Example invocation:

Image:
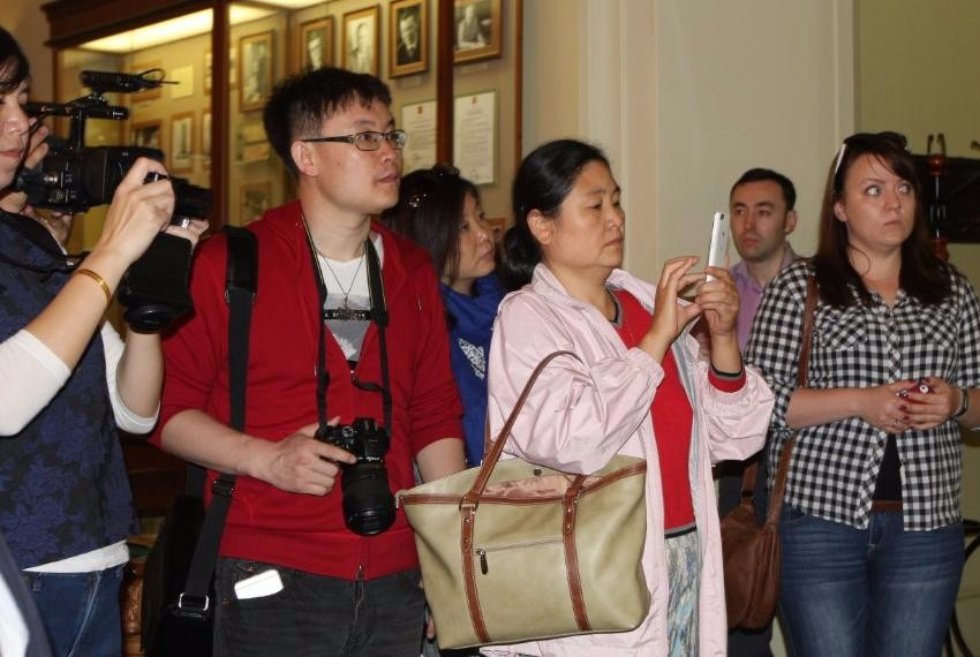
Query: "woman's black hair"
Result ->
[[499, 139, 610, 290], [814, 131, 950, 307], [380, 163, 480, 284], [0, 28, 30, 95]]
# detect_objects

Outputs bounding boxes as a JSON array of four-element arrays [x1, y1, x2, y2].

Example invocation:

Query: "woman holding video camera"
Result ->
[[0, 27, 205, 656], [746, 131, 980, 656]]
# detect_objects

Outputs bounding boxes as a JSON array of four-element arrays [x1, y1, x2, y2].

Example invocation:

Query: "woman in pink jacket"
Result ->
[[484, 139, 774, 656]]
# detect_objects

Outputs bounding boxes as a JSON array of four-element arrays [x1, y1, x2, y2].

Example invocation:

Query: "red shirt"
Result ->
[[612, 290, 744, 531], [154, 203, 462, 580]]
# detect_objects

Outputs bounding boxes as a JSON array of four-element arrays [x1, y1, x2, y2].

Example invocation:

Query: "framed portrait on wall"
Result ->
[[170, 112, 194, 173], [453, 0, 502, 64], [342, 6, 380, 76], [130, 120, 162, 150], [299, 17, 334, 71], [389, 0, 428, 78], [240, 31, 274, 112]]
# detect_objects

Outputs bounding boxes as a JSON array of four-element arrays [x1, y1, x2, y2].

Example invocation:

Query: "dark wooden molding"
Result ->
[[436, 0, 454, 164], [42, 0, 212, 49]]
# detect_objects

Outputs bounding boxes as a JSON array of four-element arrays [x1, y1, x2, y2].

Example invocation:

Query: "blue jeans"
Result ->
[[778, 506, 963, 657], [24, 564, 125, 657], [214, 559, 426, 657]]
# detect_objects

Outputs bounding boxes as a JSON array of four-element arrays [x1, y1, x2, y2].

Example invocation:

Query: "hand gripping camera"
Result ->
[[15, 69, 211, 332], [317, 418, 396, 536]]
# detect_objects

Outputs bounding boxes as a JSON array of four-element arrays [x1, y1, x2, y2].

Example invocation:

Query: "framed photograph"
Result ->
[[239, 31, 274, 112], [453, 0, 502, 64], [299, 17, 334, 71], [229, 45, 238, 89], [342, 6, 380, 75], [204, 48, 212, 93], [389, 0, 428, 78], [170, 112, 195, 173], [240, 181, 272, 224], [130, 120, 162, 151], [130, 61, 163, 103], [169, 65, 194, 99]]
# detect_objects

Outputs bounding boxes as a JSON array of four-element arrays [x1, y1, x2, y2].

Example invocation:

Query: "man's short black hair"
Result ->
[[263, 67, 392, 177], [730, 168, 797, 211]]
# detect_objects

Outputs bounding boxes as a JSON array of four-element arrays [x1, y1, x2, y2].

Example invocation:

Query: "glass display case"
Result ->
[[41, 0, 523, 238]]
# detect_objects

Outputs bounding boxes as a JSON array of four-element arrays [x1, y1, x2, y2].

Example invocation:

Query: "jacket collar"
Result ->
[[527, 262, 694, 341], [257, 200, 410, 296], [529, 263, 656, 313]]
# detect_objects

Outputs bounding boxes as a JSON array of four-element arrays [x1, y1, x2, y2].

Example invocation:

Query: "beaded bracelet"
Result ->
[[74, 268, 112, 307]]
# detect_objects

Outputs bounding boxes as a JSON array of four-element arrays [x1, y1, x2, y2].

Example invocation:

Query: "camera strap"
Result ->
[[303, 222, 393, 437], [173, 225, 256, 618]]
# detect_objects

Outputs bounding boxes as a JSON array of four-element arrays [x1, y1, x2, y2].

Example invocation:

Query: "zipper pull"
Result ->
[[476, 548, 488, 575]]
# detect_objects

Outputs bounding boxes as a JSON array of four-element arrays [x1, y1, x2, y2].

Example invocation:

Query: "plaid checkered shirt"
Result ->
[[746, 258, 980, 531]]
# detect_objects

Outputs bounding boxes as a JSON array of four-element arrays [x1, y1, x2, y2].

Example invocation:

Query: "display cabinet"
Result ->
[[41, 0, 523, 235]]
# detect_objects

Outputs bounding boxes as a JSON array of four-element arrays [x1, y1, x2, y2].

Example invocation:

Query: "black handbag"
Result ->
[[141, 226, 258, 656]]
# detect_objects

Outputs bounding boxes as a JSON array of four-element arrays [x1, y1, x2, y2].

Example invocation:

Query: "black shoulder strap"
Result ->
[[176, 225, 257, 617]]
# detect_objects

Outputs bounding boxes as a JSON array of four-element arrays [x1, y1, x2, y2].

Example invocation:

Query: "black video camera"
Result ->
[[317, 418, 395, 536], [14, 69, 211, 332]]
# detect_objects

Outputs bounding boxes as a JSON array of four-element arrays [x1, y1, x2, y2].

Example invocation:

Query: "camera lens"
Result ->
[[341, 462, 396, 536]]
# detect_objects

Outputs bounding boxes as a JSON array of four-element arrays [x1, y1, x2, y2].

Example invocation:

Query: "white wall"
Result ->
[[523, 0, 854, 282], [652, 0, 853, 277]]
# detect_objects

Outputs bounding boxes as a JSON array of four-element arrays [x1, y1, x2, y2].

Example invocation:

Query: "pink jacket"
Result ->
[[482, 265, 774, 656]]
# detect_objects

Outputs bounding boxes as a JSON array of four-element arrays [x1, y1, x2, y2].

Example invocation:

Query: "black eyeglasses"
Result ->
[[300, 129, 408, 151], [833, 131, 908, 178]]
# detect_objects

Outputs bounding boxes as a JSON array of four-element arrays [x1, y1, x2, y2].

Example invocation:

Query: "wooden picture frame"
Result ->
[[299, 17, 334, 72], [229, 45, 238, 89], [170, 112, 195, 173], [204, 48, 212, 93], [201, 109, 212, 167], [130, 120, 162, 151], [389, 0, 428, 78], [342, 5, 380, 76], [239, 31, 274, 112], [453, 0, 502, 64], [240, 181, 272, 224]]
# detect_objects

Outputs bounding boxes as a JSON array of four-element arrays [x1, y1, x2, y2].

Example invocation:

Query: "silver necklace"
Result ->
[[321, 251, 364, 309], [301, 212, 366, 310]]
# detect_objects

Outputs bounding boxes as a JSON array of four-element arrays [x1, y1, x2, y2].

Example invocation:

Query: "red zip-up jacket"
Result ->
[[154, 201, 463, 580]]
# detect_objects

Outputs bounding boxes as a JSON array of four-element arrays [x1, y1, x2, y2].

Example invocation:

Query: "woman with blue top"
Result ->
[[382, 164, 503, 466]]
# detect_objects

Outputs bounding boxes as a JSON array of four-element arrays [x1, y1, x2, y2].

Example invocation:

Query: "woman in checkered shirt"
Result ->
[[746, 131, 980, 657]]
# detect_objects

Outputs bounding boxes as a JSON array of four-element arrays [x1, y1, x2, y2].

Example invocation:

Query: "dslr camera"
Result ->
[[318, 418, 395, 536], [15, 70, 211, 332]]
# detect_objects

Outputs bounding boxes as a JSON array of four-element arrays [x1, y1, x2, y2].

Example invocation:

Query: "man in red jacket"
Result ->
[[155, 67, 465, 656]]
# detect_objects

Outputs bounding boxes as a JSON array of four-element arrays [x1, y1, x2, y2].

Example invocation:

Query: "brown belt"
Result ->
[[871, 500, 903, 513]]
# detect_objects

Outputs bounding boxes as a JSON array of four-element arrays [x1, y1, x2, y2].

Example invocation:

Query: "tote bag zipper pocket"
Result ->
[[475, 537, 562, 575]]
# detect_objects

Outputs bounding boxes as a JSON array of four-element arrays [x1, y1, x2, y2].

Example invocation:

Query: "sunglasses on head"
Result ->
[[832, 131, 909, 180]]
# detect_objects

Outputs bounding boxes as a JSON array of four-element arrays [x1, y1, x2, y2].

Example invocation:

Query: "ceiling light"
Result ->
[[76, 2, 333, 54]]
